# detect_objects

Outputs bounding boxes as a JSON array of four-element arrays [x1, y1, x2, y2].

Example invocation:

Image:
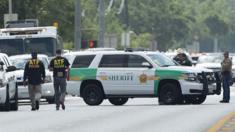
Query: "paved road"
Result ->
[[1, 90, 235, 132]]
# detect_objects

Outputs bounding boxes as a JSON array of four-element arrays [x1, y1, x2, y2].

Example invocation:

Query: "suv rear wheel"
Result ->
[[158, 83, 182, 105], [108, 98, 128, 105], [82, 84, 104, 106]]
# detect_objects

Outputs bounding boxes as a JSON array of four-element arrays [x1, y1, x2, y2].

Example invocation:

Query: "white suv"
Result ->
[[65, 51, 221, 105], [0, 53, 18, 111]]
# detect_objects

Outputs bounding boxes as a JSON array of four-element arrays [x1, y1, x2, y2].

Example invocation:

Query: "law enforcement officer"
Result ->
[[23, 52, 45, 111], [173, 53, 192, 66], [220, 51, 232, 103], [49, 49, 70, 110]]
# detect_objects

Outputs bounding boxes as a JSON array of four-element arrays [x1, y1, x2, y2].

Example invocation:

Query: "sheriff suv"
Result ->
[[66, 51, 220, 105], [0, 53, 18, 111]]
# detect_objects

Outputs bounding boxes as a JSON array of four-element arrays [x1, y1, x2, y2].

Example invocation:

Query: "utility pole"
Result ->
[[74, 0, 82, 50], [4, 0, 18, 27], [9, 0, 12, 14], [98, 0, 105, 47], [124, 0, 129, 30], [124, 0, 129, 49]]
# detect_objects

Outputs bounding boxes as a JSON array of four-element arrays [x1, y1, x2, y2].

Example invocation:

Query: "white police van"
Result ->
[[65, 51, 221, 106], [0, 53, 18, 111]]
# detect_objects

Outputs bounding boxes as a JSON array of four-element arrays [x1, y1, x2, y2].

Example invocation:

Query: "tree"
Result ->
[[0, 0, 234, 51], [0, 0, 8, 28], [117, 0, 192, 50]]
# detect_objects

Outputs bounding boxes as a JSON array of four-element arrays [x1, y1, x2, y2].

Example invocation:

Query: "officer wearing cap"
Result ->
[[173, 53, 192, 66], [220, 51, 232, 103], [23, 52, 45, 111], [49, 49, 70, 110]]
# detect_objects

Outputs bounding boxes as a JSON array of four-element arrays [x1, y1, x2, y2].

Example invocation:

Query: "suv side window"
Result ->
[[72, 55, 95, 68], [99, 55, 127, 67], [64, 54, 75, 65], [127, 55, 151, 67]]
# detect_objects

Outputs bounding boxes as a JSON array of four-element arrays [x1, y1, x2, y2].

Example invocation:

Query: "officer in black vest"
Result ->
[[49, 49, 70, 110], [23, 52, 45, 111]]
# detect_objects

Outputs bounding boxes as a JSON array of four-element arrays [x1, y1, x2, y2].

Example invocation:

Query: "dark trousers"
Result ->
[[28, 84, 41, 109], [222, 72, 231, 102], [53, 77, 67, 107]]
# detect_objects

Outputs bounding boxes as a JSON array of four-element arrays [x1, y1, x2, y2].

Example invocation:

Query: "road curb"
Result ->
[[207, 111, 235, 132]]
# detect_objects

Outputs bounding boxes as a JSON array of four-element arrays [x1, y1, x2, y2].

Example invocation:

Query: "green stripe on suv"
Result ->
[[154, 70, 184, 96], [70, 68, 97, 81]]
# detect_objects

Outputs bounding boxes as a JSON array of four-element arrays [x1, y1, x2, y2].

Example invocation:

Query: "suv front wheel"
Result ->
[[108, 98, 128, 105], [82, 84, 104, 106], [158, 83, 182, 105]]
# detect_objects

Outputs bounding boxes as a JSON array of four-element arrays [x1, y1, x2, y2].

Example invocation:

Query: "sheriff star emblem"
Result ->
[[139, 73, 147, 83]]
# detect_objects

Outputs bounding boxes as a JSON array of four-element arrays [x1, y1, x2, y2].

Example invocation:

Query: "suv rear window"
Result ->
[[99, 55, 127, 67], [72, 55, 95, 68]]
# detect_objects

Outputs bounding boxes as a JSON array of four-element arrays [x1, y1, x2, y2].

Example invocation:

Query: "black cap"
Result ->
[[31, 52, 37, 59], [224, 51, 229, 55], [56, 49, 62, 55]]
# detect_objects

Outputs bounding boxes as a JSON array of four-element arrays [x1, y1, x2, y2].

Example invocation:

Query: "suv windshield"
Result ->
[[0, 37, 56, 56], [148, 53, 176, 67], [24, 38, 56, 56], [10, 57, 49, 70], [0, 39, 24, 56]]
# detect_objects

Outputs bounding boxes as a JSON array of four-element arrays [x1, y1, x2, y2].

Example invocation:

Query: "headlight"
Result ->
[[182, 73, 197, 82], [44, 76, 52, 83]]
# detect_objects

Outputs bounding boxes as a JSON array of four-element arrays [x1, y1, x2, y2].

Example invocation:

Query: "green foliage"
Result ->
[[130, 33, 151, 48], [0, 0, 234, 51], [120, 0, 193, 50], [63, 42, 74, 50], [204, 15, 229, 36], [0, 0, 8, 28]]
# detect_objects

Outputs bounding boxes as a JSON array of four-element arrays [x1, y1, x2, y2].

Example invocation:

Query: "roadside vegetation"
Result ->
[[0, 0, 235, 51]]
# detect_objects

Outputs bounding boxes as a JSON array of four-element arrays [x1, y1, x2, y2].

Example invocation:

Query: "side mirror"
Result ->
[[0, 61, 4, 66], [0, 61, 4, 71], [6, 66, 17, 72], [142, 62, 153, 68]]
